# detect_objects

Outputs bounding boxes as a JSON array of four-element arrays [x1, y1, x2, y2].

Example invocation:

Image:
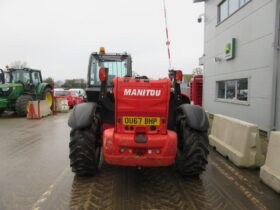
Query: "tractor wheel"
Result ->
[[15, 95, 33, 117], [69, 116, 102, 177], [175, 116, 209, 177], [0, 108, 4, 115], [42, 88, 53, 108]]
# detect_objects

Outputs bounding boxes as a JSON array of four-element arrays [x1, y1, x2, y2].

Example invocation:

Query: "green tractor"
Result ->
[[0, 68, 53, 116]]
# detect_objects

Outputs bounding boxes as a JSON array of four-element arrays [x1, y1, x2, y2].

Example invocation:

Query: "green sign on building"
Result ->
[[225, 38, 236, 60]]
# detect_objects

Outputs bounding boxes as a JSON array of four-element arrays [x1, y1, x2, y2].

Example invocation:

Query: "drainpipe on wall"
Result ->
[[271, 0, 280, 132]]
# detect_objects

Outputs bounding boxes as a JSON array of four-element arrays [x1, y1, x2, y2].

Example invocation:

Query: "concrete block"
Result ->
[[55, 98, 69, 112], [205, 111, 213, 134], [209, 114, 265, 167], [260, 132, 280, 193], [27, 100, 52, 119]]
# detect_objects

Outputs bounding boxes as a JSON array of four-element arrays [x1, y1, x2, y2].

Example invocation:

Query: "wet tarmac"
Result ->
[[0, 113, 280, 210]]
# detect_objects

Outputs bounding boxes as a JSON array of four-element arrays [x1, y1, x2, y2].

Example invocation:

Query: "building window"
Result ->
[[226, 80, 236, 99], [237, 78, 248, 101], [218, 0, 250, 23], [229, 0, 239, 15], [217, 81, 226, 98], [217, 78, 248, 102], [219, 1, 228, 22], [240, 0, 249, 6]]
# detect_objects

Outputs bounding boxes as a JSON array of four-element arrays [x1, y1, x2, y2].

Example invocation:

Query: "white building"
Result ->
[[194, 0, 280, 132]]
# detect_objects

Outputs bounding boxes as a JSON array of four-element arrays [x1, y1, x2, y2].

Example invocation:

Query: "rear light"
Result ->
[[176, 70, 183, 83], [99, 67, 107, 82], [99, 47, 105, 54]]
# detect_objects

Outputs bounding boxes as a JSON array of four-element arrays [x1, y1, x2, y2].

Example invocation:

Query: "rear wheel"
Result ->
[[69, 116, 102, 177], [15, 95, 32, 117], [0, 108, 4, 115], [175, 116, 209, 177], [42, 88, 53, 108]]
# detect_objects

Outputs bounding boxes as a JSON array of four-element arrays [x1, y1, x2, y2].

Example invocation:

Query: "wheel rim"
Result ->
[[45, 92, 53, 107]]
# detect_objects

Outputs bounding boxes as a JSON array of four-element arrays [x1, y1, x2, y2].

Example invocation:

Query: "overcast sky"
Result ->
[[0, 0, 204, 81]]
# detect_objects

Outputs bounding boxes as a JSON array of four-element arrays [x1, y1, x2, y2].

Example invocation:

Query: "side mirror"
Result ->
[[99, 67, 109, 100], [175, 70, 183, 83], [99, 67, 108, 82]]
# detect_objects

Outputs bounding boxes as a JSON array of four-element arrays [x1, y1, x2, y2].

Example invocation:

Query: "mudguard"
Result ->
[[176, 104, 209, 132], [68, 102, 97, 129], [37, 83, 52, 97]]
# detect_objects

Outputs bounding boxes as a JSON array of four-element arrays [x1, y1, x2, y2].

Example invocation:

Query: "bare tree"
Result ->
[[9, 60, 28, 69]]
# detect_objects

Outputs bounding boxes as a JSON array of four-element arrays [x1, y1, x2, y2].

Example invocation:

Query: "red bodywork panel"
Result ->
[[103, 128, 177, 166], [103, 77, 178, 167]]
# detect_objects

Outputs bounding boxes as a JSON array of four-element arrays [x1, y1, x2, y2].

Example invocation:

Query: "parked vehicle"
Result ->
[[0, 68, 53, 116], [54, 89, 83, 108], [68, 48, 209, 177], [69, 88, 87, 100]]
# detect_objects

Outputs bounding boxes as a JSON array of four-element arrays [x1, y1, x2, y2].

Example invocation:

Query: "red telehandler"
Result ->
[[68, 48, 209, 177]]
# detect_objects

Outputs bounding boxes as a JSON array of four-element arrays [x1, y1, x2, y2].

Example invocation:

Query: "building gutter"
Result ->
[[271, 0, 280, 131]]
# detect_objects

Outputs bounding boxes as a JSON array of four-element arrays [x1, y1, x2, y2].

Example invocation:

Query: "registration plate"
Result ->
[[122, 116, 160, 126]]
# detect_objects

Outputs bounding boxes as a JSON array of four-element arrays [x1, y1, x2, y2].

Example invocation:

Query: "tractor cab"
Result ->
[[7, 68, 44, 95], [8, 68, 42, 87]]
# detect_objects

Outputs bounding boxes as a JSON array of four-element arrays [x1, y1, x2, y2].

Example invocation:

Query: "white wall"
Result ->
[[203, 0, 277, 131]]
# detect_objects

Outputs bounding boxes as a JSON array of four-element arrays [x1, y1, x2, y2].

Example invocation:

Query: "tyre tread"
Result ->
[[175, 118, 209, 177], [15, 95, 32, 117], [69, 121, 101, 177]]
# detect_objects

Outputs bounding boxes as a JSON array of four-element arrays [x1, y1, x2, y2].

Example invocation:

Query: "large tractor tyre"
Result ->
[[15, 95, 33, 117], [175, 117, 209, 177], [69, 117, 102, 177], [0, 108, 4, 115], [42, 88, 53, 108]]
